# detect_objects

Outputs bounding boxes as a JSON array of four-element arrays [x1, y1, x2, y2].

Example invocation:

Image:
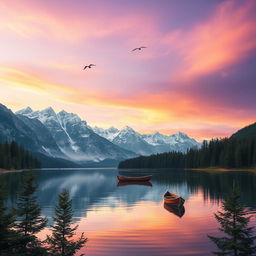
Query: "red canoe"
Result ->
[[164, 191, 185, 205], [117, 175, 152, 182]]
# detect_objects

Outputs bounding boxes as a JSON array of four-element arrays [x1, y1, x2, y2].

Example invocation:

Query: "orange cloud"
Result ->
[[1, 65, 253, 140], [0, 66, 72, 94]]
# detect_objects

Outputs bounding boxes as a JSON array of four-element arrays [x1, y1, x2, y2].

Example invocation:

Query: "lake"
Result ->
[[2, 168, 256, 256]]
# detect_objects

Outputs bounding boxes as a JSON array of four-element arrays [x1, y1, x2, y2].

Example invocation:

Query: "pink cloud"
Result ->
[[0, 1, 158, 43], [162, 0, 256, 80]]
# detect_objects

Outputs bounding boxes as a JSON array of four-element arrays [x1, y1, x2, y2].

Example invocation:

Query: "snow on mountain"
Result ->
[[143, 131, 199, 147], [17, 107, 136, 162], [91, 126, 119, 141], [16, 105, 200, 160], [142, 132, 168, 146], [16, 114, 66, 158], [0, 104, 44, 152], [93, 126, 200, 155], [16, 106, 33, 115], [112, 126, 155, 155], [142, 131, 200, 153]]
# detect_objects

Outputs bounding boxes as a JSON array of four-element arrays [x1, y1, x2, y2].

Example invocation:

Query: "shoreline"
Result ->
[[1, 167, 256, 174], [187, 168, 256, 172], [0, 169, 31, 174]]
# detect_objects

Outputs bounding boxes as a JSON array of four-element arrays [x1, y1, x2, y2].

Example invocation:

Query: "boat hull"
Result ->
[[117, 175, 152, 182]]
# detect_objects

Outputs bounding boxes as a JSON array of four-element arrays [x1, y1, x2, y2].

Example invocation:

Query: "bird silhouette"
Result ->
[[83, 64, 96, 70], [132, 46, 147, 52]]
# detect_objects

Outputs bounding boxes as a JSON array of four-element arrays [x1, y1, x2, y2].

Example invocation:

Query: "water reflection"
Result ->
[[119, 169, 256, 210], [3, 168, 256, 217], [117, 181, 153, 187], [1, 168, 256, 256], [164, 203, 185, 218]]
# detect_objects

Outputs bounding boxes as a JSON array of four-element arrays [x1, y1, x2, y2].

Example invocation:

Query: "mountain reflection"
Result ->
[[2, 168, 256, 222]]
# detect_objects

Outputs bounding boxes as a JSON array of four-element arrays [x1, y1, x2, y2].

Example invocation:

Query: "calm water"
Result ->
[[2, 168, 256, 256]]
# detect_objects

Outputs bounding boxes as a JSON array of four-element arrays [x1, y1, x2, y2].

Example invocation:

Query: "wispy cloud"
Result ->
[[0, 0, 255, 140], [163, 0, 256, 80], [0, 1, 157, 43]]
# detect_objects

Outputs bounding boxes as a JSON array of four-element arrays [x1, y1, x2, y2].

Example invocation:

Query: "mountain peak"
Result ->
[[59, 109, 68, 114], [16, 106, 33, 115], [57, 110, 83, 124], [173, 132, 189, 138], [178, 132, 186, 135], [152, 131, 161, 136], [41, 107, 56, 116], [58, 109, 79, 117], [92, 126, 119, 141], [123, 126, 136, 132], [107, 126, 119, 132]]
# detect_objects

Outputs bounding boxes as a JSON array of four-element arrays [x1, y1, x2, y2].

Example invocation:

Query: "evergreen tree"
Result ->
[[14, 174, 47, 255], [47, 190, 87, 256], [0, 179, 18, 256], [208, 187, 256, 256], [0, 141, 41, 170], [119, 135, 256, 169]]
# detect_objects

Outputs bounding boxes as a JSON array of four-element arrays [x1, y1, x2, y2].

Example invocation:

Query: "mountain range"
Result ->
[[92, 126, 199, 155], [0, 103, 200, 167]]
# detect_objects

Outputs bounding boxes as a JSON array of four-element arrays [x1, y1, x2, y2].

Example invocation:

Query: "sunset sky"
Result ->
[[1, 0, 256, 140]]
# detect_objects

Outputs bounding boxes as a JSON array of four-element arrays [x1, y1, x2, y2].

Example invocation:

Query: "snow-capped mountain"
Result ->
[[16, 107, 136, 163], [93, 126, 200, 155], [142, 131, 200, 152], [16, 114, 65, 158], [112, 126, 154, 155], [0, 104, 45, 153], [91, 126, 119, 141], [1, 103, 200, 166]]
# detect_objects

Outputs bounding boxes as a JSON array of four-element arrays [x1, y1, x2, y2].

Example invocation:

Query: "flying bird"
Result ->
[[83, 64, 96, 70], [132, 46, 147, 52]]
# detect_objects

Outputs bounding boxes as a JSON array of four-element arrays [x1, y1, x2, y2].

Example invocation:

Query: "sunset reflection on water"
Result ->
[[76, 191, 219, 256], [3, 168, 256, 256]]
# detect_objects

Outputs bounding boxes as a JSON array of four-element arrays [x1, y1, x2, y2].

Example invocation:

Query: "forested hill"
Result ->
[[231, 122, 256, 138], [118, 124, 256, 169], [0, 141, 41, 170]]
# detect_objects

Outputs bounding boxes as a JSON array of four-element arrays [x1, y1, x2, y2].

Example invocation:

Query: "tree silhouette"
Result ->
[[119, 136, 256, 169], [0, 141, 40, 170], [0, 178, 18, 255], [14, 174, 47, 255], [47, 189, 87, 256], [208, 187, 256, 256]]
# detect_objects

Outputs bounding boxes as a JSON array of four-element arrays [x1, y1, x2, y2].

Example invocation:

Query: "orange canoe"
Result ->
[[117, 175, 152, 182], [164, 191, 185, 205]]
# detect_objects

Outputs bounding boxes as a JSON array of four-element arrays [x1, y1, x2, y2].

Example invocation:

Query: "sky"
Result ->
[[0, 0, 256, 140]]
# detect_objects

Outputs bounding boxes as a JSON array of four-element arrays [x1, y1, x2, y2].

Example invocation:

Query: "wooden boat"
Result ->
[[117, 175, 152, 182], [164, 203, 185, 218], [164, 191, 185, 205], [117, 181, 152, 187]]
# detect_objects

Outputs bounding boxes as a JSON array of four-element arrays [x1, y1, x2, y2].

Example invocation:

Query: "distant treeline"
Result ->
[[0, 141, 40, 169], [118, 136, 256, 169]]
